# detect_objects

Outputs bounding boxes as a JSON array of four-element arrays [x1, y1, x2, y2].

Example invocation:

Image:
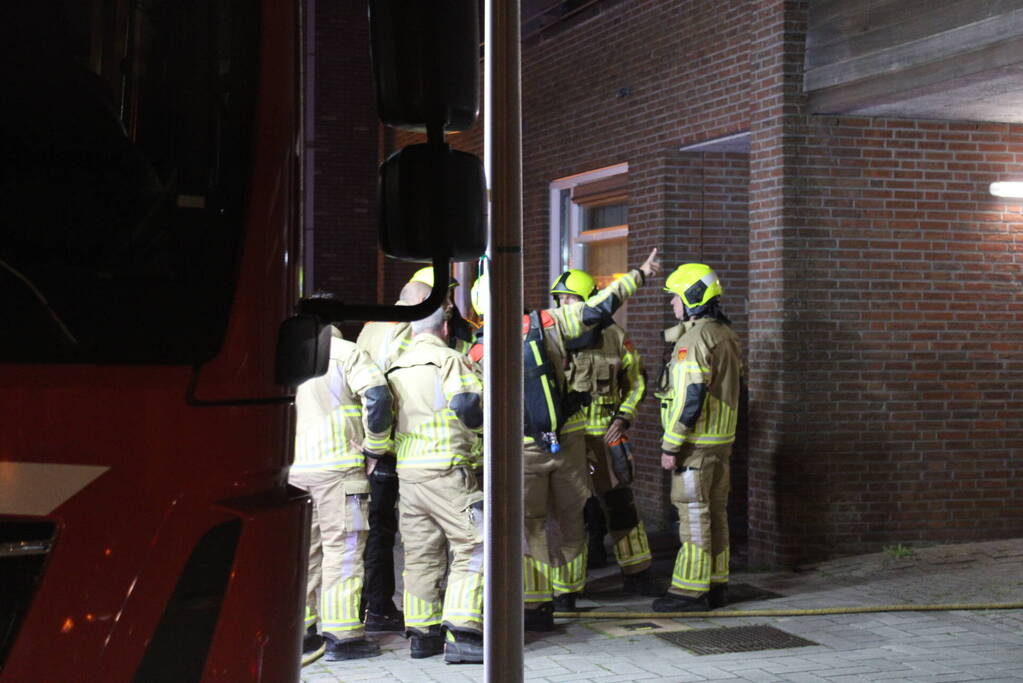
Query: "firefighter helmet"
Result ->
[[470, 272, 488, 317], [550, 269, 596, 300], [410, 266, 459, 289], [664, 263, 722, 309]]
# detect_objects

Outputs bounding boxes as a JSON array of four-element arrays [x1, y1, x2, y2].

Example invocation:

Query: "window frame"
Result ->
[[548, 162, 629, 290]]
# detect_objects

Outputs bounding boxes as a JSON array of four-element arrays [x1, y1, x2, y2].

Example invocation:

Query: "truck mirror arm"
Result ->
[[297, 256, 451, 323]]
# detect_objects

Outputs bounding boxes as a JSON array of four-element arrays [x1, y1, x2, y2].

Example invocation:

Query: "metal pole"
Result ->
[[484, 0, 524, 680]]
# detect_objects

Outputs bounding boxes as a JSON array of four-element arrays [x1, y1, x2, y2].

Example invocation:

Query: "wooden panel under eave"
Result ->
[[807, 0, 1022, 71], [804, 0, 1023, 120], [807, 34, 1023, 120]]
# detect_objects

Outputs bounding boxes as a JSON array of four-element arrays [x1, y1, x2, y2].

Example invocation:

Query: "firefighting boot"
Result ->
[[552, 591, 579, 612], [621, 569, 660, 596], [301, 626, 325, 666], [323, 633, 381, 661], [443, 628, 484, 664], [408, 624, 444, 659], [523, 602, 555, 632], [707, 583, 729, 609], [651, 592, 709, 613], [365, 608, 405, 633]]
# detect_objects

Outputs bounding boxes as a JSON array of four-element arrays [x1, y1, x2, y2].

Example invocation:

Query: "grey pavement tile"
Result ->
[[662, 666, 738, 680], [539, 672, 654, 682], [778, 675, 831, 683], [624, 662, 707, 678], [890, 676, 983, 683]]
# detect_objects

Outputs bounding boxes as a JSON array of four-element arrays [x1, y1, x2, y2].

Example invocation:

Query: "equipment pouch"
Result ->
[[594, 362, 615, 398], [342, 479, 372, 532], [607, 438, 633, 486]]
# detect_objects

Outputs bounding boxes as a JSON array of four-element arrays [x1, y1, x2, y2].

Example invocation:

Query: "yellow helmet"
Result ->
[[410, 266, 459, 289], [550, 269, 596, 300], [664, 263, 722, 308], [470, 272, 488, 317]]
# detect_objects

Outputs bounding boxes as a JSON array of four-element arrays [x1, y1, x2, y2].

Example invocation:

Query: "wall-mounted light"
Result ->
[[989, 182, 1023, 198]]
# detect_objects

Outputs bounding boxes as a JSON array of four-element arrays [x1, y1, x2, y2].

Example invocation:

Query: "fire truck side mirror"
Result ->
[[378, 143, 487, 261], [369, 0, 479, 132], [274, 315, 330, 387]]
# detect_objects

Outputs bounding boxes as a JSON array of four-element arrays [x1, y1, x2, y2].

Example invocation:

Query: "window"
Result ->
[[0, 1, 260, 363], [549, 164, 629, 298]]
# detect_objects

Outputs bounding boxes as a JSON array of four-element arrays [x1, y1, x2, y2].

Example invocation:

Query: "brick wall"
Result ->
[[308, 1, 379, 337], [747, 0, 807, 567], [749, 1, 1023, 566], [623, 152, 750, 553], [759, 115, 1023, 562], [521, 0, 754, 309]]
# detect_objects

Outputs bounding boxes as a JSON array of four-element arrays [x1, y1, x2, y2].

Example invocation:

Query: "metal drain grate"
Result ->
[[656, 625, 818, 655]]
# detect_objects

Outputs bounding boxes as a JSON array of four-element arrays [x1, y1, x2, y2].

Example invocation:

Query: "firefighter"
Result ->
[[386, 305, 485, 663], [550, 269, 657, 596], [289, 319, 392, 664], [652, 264, 742, 612], [355, 267, 473, 633], [470, 248, 660, 630]]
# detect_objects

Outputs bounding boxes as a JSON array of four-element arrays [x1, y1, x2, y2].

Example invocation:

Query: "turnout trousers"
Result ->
[[289, 467, 371, 640], [667, 443, 731, 598], [523, 430, 589, 603], [585, 434, 652, 575], [398, 467, 484, 635]]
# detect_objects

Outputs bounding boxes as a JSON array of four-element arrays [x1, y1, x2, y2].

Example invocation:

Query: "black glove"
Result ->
[[370, 454, 397, 478]]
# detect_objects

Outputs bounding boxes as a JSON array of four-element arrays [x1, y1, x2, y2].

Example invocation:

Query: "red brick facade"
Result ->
[[306, 1, 379, 338], [748, 1, 1023, 566], [313, 0, 1023, 567]]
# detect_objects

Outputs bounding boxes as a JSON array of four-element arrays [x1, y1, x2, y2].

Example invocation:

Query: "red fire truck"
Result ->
[[1, 2, 309, 680]]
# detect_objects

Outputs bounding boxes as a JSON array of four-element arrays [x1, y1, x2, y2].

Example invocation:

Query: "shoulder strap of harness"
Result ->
[[522, 311, 564, 446]]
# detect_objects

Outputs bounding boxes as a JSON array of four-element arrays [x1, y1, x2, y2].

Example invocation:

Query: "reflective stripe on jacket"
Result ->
[[293, 329, 392, 469], [565, 323, 646, 436], [656, 318, 741, 451], [387, 334, 484, 473], [526, 270, 644, 444]]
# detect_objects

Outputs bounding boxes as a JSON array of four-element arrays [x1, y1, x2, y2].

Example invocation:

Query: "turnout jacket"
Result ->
[[469, 269, 644, 440], [387, 334, 484, 476], [356, 307, 474, 373], [657, 317, 742, 453], [565, 322, 645, 436], [293, 327, 392, 470]]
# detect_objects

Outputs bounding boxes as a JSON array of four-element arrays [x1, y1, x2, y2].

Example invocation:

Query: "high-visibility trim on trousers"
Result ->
[[320, 576, 364, 634], [524, 433, 589, 602], [398, 468, 484, 633], [403, 591, 442, 630], [442, 572, 484, 624], [670, 541, 712, 593], [523, 555, 552, 604], [288, 468, 369, 640], [614, 521, 653, 570], [551, 548, 587, 595], [667, 445, 731, 598], [712, 547, 730, 584]]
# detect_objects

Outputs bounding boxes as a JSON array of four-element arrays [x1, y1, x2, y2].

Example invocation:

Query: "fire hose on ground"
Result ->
[[555, 601, 1023, 620]]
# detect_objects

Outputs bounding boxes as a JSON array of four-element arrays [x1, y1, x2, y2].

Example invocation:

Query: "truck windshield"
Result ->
[[0, 1, 259, 364]]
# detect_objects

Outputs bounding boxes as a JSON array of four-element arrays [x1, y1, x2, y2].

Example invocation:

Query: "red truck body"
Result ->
[[0, 2, 309, 680]]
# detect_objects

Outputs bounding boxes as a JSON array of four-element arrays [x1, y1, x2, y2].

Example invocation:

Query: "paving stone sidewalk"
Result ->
[[302, 538, 1023, 682]]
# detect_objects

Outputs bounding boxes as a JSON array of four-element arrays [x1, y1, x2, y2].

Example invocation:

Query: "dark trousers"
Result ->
[[363, 460, 400, 614]]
